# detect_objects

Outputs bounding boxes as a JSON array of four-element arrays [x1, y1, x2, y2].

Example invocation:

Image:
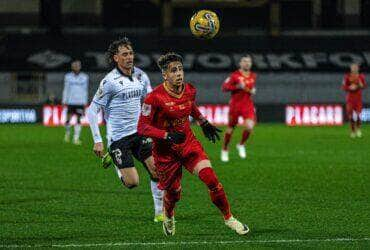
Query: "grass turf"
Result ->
[[0, 124, 369, 249]]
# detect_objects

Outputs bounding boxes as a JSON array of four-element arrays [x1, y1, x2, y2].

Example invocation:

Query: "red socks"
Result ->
[[198, 167, 232, 220], [164, 188, 181, 218], [356, 118, 361, 129], [223, 132, 232, 150], [351, 119, 355, 132], [164, 168, 232, 220], [240, 129, 250, 144]]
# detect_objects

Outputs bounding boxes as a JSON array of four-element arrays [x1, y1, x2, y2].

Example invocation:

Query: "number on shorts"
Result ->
[[111, 148, 122, 165]]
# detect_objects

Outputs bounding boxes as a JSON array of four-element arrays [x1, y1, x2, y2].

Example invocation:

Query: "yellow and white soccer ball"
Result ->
[[190, 10, 220, 39]]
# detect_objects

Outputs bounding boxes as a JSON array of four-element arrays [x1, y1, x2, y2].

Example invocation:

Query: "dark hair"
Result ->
[[107, 37, 132, 67], [71, 60, 81, 66], [157, 52, 183, 71]]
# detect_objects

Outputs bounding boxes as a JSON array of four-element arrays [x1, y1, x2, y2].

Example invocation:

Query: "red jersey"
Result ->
[[138, 82, 203, 153], [222, 70, 257, 109], [342, 73, 367, 103]]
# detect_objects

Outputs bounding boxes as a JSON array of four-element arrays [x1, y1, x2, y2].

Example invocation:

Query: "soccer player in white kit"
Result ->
[[62, 60, 89, 145], [86, 37, 164, 222]]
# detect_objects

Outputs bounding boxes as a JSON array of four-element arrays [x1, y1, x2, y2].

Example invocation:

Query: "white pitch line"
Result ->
[[1, 237, 369, 248]]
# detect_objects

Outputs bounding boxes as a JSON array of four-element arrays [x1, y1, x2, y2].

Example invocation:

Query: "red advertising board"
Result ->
[[285, 105, 343, 126], [42, 104, 246, 126], [197, 105, 247, 125], [43, 105, 103, 126]]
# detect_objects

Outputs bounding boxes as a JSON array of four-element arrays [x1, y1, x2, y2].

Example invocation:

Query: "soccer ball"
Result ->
[[190, 10, 220, 39]]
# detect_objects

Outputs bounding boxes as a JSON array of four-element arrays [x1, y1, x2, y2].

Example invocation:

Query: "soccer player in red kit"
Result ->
[[138, 52, 249, 236], [342, 63, 367, 138], [221, 55, 257, 162]]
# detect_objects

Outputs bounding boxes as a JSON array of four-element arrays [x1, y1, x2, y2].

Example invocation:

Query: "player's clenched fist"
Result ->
[[165, 132, 186, 144], [93, 142, 104, 158]]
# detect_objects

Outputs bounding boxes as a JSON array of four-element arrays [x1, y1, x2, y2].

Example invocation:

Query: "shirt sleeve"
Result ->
[[84, 74, 89, 105], [86, 101, 103, 143], [341, 75, 350, 91], [62, 74, 69, 104], [137, 94, 167, 139], [191, 103, 203, 121], [247, 74, 257, 89], [222, 74, 238, 92], [141, 72, 153, 103], [189, 87, 203, 120], [144, 72, 153, 94], [92, 79, 113, 107]]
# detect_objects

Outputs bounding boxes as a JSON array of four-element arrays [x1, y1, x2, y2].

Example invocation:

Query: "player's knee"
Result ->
[[123, 177, 139, 189], [144, 161, 158, 180], [245, 120, 254, 131], [226, 127, 234, 134], [124, 181, 138, 189], [245, 125, 253, 132]]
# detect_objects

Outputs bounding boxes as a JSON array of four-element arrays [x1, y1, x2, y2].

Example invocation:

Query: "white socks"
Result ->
[[65, 124, 71, 137], [73, 124, 81, 141], [114, 165, 123, 179], [150, 180, 164, 215], [114, 166, 163, 215]]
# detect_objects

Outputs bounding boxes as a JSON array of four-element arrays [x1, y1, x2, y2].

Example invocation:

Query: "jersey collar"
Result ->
[[163, 82, 185, 99], [116, 67, 134, 81]]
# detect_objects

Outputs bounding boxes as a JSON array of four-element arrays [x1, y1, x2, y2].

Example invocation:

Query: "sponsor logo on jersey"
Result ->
[[142, 103, 151, 116]]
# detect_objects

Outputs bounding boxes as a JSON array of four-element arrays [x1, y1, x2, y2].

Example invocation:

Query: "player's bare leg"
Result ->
[[163, 180, 181, 236], [144, 156, 164, 222], [64, 113, 72, 142], [194, 160, 249, 235], [114, 167, 139, 189], [221, 126, 234, 162], [237, 119, 254, 159]]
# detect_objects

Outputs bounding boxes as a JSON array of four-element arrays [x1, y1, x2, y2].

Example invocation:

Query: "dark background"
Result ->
[[0, 0, 369, 121]]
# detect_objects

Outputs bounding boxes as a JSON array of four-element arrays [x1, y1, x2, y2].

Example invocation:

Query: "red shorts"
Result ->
[[346, 100, 362, 116], [153, 138, 208, 190], [228, 104, 256, 127]]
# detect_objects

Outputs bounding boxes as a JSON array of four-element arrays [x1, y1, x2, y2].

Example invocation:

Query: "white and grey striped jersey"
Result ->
[[62, 72, 89, 105], [88, 67, 152, 145]]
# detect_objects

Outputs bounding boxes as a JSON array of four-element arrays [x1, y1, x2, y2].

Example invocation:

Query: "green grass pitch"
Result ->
[[0, 124, 369, 249]]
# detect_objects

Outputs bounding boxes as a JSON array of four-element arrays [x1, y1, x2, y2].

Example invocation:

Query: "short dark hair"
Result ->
[[107, 37, 132, 67], [157, 52, 183, 71], [71, 60, 81, 66]]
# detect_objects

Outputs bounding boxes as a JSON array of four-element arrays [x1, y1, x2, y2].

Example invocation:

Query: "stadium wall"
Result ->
[[0, 72, 365, 105], [1, 34, 369, 123]]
